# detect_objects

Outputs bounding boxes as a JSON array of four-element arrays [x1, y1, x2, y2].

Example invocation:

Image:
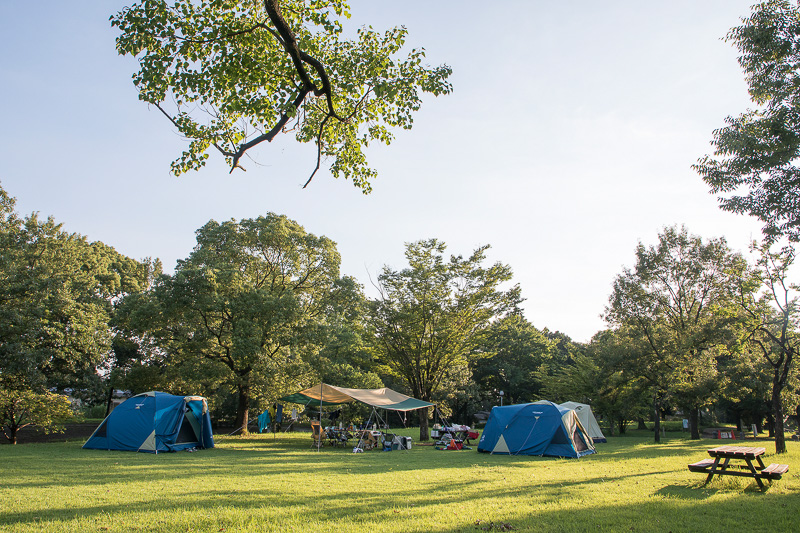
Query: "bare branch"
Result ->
[[302, 114, 331, 188]]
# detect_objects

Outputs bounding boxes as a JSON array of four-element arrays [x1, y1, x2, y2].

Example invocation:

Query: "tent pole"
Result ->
[[515, 416, 540, 456]]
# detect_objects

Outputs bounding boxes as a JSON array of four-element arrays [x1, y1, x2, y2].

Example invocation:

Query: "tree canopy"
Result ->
[[472, 315, 555, 405], [369, 239, 521, 439], [118, 213, 347, 432], [605, 226, 745, 441], [732, 241, 800, 453], [0, 184, 153, 396], [0, 389, 73, 445], [112, 0, 453, 192], [696, 0, 800, 242]]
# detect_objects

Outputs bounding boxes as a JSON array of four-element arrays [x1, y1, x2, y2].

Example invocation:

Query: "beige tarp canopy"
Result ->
[[280, 383, 433, 412]]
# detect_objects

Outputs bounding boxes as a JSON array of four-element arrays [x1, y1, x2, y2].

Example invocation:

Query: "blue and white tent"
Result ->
[[83, 392, 214, 453], [477, 401, 595, 458]]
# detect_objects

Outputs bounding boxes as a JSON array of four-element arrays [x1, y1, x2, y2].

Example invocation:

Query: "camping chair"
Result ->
[[336, 429, 351, 448], [310, 421, 324, 448], [381, 431, 396, 451], [325, 427, 340, 447]]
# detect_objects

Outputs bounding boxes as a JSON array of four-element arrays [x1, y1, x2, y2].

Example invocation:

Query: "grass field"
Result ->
[[1, 429, 798, 532]]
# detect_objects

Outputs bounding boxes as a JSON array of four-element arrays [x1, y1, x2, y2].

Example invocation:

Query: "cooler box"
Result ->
[[400, 436, 412, 450]]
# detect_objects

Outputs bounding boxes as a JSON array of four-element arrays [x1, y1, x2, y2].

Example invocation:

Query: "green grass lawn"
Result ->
[[1, 429, 798, 532]]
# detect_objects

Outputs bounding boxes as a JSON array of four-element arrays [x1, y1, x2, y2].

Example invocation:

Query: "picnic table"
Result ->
[[688, 445, 789, 489]]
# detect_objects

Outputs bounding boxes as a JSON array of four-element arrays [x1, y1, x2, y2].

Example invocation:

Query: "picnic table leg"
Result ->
[[705, 457, 723, 484], [745, 458, 765, 489]]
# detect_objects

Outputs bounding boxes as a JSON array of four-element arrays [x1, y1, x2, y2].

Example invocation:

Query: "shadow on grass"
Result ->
[[2, 434, 797, 532], [0, 433, 783, 485], [2, 474, 798, 533]]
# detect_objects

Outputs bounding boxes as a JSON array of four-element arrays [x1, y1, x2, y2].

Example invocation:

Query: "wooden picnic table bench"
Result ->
[[687, 445, 789, 489]]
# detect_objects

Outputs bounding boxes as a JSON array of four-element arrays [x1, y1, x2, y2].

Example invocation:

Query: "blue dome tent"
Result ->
[[477, 401, 595, 458], [83, 392, 214, 453]]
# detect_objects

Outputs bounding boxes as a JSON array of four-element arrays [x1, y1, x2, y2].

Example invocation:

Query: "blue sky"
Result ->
[[0, 1, 764, 342]]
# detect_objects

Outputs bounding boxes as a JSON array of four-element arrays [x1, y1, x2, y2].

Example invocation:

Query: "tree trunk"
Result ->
[[235, 380, 251, 435], [105, 386, 115, 418], [606, 417, 614, 437], [653, 398, 661, 444], [690, 406, 700, 440], [2, 423, 19, 444], [766, 412, 775, 438], [772, 385, 786, 454], [418, 407, 430, 441], [637, 417, 647, 430]]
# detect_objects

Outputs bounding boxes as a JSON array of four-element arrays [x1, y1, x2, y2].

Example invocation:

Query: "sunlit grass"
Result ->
[[1, 430, 798, 532]]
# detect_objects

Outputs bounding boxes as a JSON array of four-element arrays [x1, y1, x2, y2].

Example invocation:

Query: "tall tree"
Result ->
[[605, 226, 745, 441], [544, 329, 650, 436], [112, 0, 452, 191], [0, 184, 151, 396], [312, 276, 382, 388], [369, 239, 521, 440], [696, 0, 800, 242], [472, 315, 555, 405], [119, 214, 344, 432], [718, 344, 773, 434], [733, 241, 800, 453], [590, 330, 652, 436]]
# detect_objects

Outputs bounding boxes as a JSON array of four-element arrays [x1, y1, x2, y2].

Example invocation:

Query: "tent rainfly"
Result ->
[[83, 391, 214, 453], [477, 401, 596, 458], [280, 383, 433, 411], [558, 401, 607, 443]]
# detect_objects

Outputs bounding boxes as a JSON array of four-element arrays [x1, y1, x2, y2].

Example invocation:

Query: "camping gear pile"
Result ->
[[434, 433, 471, 450], [280, 383, 432, 452], [432, 423, 478, 450], [83, 392, 214, 453], [432, 424, 479, 446]]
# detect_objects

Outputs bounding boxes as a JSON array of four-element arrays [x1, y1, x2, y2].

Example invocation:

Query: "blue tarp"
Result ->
[[477, 401, 595, 458], [258, 409, 271, 433], [83, 392, 215, 453]]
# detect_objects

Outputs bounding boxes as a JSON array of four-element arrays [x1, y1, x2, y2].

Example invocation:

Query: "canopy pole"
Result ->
[[354, 408, 377, 451], [317, 383, 323, 451], [435, 405, 453, 432]]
